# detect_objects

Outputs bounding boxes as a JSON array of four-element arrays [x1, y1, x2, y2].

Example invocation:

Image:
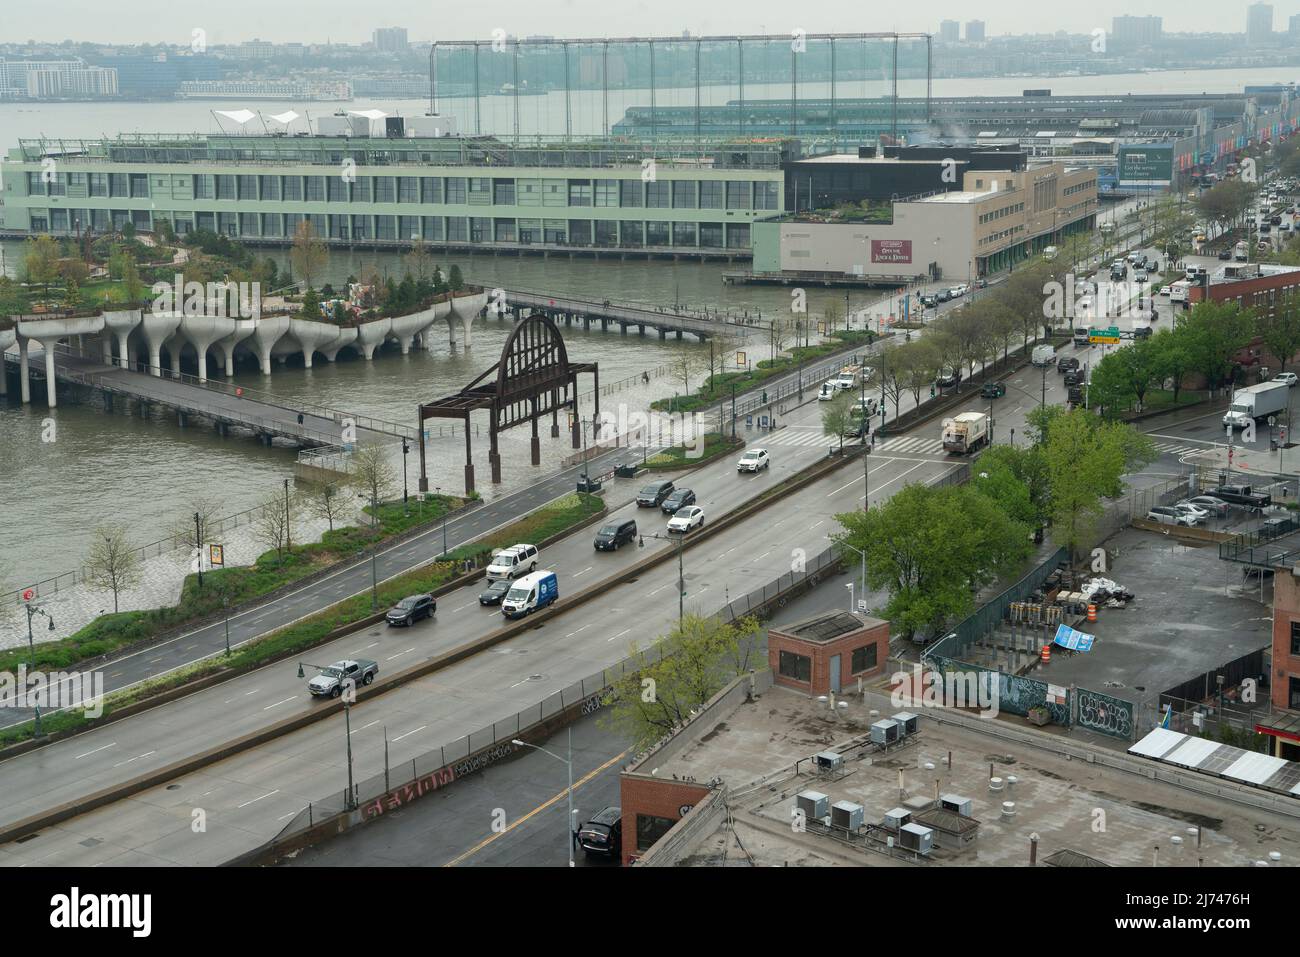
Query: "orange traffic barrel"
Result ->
[[1040, 645, 1051, 664], [1087, 603, 1097, 623]]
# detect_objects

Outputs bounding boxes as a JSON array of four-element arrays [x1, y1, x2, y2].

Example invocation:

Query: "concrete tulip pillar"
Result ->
[[288, 318, 334, 369], [432, 300, 454, 353], [214, 319, 257, 377], [391, 305, 437, 356], [180, 315, 236, 383], [17, 316, 103, 408], [103, 309, 143, 371], [141, 313, 182, 377], [18, 336, 31, 403], [355, 316, 391, 360], [249, 315, 290, 375], [0, 328, 15, 397], [449, 291, 488, 352], [319, 326, 358, 363]]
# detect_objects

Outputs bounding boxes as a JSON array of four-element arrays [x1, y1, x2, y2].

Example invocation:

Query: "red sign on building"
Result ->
[[871, 239, 912, 264]]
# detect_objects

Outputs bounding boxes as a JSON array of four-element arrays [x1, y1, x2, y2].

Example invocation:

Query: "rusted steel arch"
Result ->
[[416, 312, 598, 495]]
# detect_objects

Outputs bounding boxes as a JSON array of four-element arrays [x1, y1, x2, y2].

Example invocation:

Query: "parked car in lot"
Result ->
[[919, 293, 938, 308], [936, 289, 952, 303], [486, 543, 540, 580], [1147, 506, 1197, 527], [386, 593, 436, 627], [737, 448, 770, 473], [1213, 484, 1271, 509], [980, 381, 1006, 399], [1182, 496, 1230, 518], [667, 505, 705, 534], [594, 518, 638, 551], [578, 806, 623, 858], [1275, 372, 1299, 387], [661, 487, 697, 514], [308, 659, 378, 697], [636, 479, 676, 507], [1172, 502, 1211, 523]]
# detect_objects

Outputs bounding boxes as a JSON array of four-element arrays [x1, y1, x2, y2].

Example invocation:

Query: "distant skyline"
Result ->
[[4, 1, 1300, 46]]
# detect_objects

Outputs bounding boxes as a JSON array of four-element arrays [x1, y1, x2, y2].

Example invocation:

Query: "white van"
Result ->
[[485, 543, 540, 581], [1032, 344, 1056, 367]]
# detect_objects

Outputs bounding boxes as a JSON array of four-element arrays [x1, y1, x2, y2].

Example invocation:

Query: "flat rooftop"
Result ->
[[663, 686, 1300, 867], [775, 611, 884, 644]]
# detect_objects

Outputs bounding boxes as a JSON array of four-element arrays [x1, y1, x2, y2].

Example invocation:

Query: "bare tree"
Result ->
[[301, 480, 349, 533], [405, 239, 434, 282], [667, 348, 710, 403], [85, 523, 143, 615], [252, 493, 293, 565], [174, 497, 224, 571], [350, 443, 398, 519], [290, 220, 327, 292]]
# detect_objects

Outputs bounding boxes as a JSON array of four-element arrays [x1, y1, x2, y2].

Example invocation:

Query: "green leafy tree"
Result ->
[[1175, 300, 1255, 393], [23, 235, 60, 295], [123, 260, 144, 305], [1152, 328, 1194, 404], [1256, 298, 1300, 372], [978, 443, 1052, 526], [821, 390, 856, 450], [448, 264, 464, 291], [300, 287, 321, 320], [600, 614, 763, 751]]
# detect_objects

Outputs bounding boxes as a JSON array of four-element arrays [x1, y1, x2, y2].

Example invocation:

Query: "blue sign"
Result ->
[[1053, 624, 1095, 652]]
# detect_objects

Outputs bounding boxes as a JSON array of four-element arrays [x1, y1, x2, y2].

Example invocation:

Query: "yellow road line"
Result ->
[[442, 749, 629, 866]]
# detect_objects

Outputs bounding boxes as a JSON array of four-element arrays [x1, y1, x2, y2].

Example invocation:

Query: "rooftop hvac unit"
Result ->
[[831, 801, 864, 831], [882, 807, 911, 830], [899, 822, 935, 856], [940, 794, 973, 817], [814, 750, 844, 771], [893, 712, 919, 736], [408, 113, 458, 137], [316, 115, 350, 136], [870, 718, 900, 745], [796, 790, 829, 822]]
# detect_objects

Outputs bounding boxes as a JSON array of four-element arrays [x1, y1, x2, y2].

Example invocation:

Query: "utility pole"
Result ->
[[194, 511, 204, 588], [25, 602, 54, 736], [284, 478, 292, 552]]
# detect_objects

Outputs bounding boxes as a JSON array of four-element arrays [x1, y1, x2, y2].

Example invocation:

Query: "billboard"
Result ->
[[871, 239, 912, 264], [1118, 144, 1173, 186]]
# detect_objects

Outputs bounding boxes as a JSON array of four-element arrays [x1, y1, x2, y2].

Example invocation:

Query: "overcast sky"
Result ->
[[2, 1, 1294, 46]]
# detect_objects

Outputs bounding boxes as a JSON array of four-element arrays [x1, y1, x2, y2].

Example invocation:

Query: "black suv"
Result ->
[[386, 593, 436, 626], [578, 806, 623, 859], [980, 381, 1006, 399], [594, 518, 637, 551], [1063, 369, 1084, 387], [661, 488, 696, 514], [1057, 356, 1080, 374], [636, 480, 675, 508]]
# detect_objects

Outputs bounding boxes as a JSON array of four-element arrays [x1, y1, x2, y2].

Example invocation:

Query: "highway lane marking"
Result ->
[[757, 550, 772, 560], [236, 789, 280, 809], [350, 720, 380, 735], [452, 602, 475, 611], [244, 689, 260, 696], [564, 625, 592, 638], [509, 676, 536, 689], [572, 566, 593, 578], [860, 461, 931, 502], [357, 642, 378, 652], [442, 748, 631, 867], [263, 696, 297, 711], [607, 628, 631, 643], [386, 648, 416, 661], [74, 743, 117, 760], [392, 725, 427, 742], [648, 584, 669, 596], [112, 750, 156, 768]]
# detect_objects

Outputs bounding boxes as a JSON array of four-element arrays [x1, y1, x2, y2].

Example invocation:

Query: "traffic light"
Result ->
[[762, 390, 768, 404]]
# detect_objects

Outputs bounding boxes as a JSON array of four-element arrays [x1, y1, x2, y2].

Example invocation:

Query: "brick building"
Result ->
[[767, 611, 890, 695], [1259, 566, 1300, 759]]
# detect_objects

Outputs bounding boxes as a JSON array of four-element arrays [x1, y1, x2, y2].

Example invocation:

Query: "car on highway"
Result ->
[[738, 448, 770, 473], [1057, 356, 1080, 374], [386, 593, 436, 627], [919, 293, 938, 308], [1276, 372, 1299, 387], [478, 579, 512, 605], [594, 518, 638, 551], [1147, 506, 1197, 527], [1063, 369, 1085, 387], [308, 659, 378, 698], [661, 487, 697, 514], [936, 289, 952, 303], [818, 381, 842, 401], [1159, 285, 1172, 296], [636, 479, 676, 508], [667, 505, 704, 534], [936, 367, 961, 388], [949, 284, 969, 298], [1133, 325, 1153, 338], [1182, 496, 1230, 518], [980, 381, 1006, 399], [486, 543, 540, 580], [578, 806, 623, 859], [1218, 249, 1233, 260]]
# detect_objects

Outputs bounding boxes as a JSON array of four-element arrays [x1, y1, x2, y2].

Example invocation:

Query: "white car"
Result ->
[[737, 448, 770, 473], [1172, 502, 1211, 522], [1159, 285, 1172, 296], [667, 505, 704, 534], [948, 285, 967, 298], [1275, 372, 1298, 387]]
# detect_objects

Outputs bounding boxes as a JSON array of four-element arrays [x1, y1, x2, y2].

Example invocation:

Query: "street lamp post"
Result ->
[[358, 491, 379, 610], [297, 660, 358, 809], [194, 511, 204, 588], [284, 478, 292, 552], [512, 728, 576, 868], [832, 537, 867, 608], [401, 439, 410, 515], [646, 531, 686, 626], [25, 602, 54, 736], [434, 486, 448, 558]]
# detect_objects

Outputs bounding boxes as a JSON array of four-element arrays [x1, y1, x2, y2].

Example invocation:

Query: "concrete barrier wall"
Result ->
[[1130, 518, 1238, 544]]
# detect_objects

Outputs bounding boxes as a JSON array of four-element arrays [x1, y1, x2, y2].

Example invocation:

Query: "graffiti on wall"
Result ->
[[1075, 687, 1135, 740], [361, 766, 456, 820]]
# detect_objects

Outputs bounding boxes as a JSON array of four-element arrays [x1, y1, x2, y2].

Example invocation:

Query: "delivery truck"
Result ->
[[941, 411, 990, 455], [1223, 380, 1289, 429], [501, 570, 559, 619]]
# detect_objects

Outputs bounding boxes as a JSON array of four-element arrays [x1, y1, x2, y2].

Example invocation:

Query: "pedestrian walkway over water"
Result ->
[[497, 288, 766, 342]]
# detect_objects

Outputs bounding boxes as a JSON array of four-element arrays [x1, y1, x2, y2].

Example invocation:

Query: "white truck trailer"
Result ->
[[1223, 380, 1289, 429], [941, 411, 990, 455]]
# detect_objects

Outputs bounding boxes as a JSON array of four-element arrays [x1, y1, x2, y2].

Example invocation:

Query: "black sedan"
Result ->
[[661, 487, 697, 514], [980, 381, 1006, 399], [478, 579, 512, 606]]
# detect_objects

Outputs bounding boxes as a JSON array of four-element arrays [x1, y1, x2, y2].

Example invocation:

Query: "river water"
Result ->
[[2, 64, 1294, 588]]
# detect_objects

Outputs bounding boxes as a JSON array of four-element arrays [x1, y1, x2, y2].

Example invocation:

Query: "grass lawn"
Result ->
[[641, 433, 743, 470]]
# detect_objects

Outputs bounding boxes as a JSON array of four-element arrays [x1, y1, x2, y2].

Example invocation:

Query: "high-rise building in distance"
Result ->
[[1112, 15, 1163, 47], [939, 20, 960, 43], [1247, 2, 1274, 45], [965, 20, 986, 42], [373, 27, 409, 52]]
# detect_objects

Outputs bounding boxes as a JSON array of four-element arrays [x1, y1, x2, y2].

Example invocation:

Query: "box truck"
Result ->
[[501, 570, 559, 619], [1223, 380, 1289, 429], [941, 412, 990, 455]]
